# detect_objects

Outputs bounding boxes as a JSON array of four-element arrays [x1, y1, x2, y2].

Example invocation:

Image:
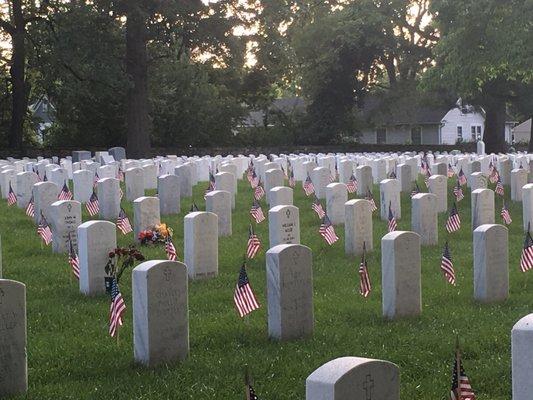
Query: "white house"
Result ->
[[357, 98, 515, 145], [512, 118, 531, 144]]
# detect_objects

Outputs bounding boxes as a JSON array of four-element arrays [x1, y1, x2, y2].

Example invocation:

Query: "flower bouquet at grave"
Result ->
[[104, 246, 145, 290], [137, 223, 173, 246]]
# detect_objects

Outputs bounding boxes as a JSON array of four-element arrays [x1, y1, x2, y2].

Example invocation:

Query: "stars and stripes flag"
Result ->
[[246, 165, 253, 183], [303, 174, 315, 196], [319, 214, 339, 245], [458, 168, 467, 186], [7, 183, 17, 206], [117, 168, 124, 182], [453, 181, 464, 202], [108, 277, 126, 338], [234, 263, 260, 318], [165, 237, 177, 261], [388, 169, 397, 179], [190, 202, 200, 212], [420, 159, 428, 174], [441, 241, 456, 285], [254, 181, 265, 200], [288, 168, 296, 188], [250, 199, 265, 224], [58, 182, 73, 201], [359, 242, 371, 298], [246, 224, 261, 259], [424, 169, 432, 188], [489, 167, 499, 184], [346, 174, 358, 193], [209, 171, 216, 191], [495, 177, 504, 196], [446, 203, 461, 233], [86, 190, 100, 216], [311, 197, 326, 219], [116, 208, 133, 235], [37, 213, 53, 245], [501, 201, 512, 225], [93, 172, 100, 188], [411, 182, 420, 198], [447, 163, 455, 178], [519, 227, 533, 272], [250, 170, 259, 188], [247, 384, 259, 400], [68, 236, 80, 280], [387, 202, 397, 232], [450, 344, 476, 400], [365, 189, 378, 212], [25, 195, 35, 218], [43, 172, 48, 182]]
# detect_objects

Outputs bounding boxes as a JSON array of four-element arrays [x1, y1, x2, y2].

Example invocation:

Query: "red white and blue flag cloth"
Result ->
[[303, 174, 315, 196], [458, 168, 467, 186], [58, 182, 73, 201], [346, 174, 357, 194], [116, 208, 133, 235], [453, 181, 464, 202], [441, 241, 456, 286], [387, 202, 397, 232], [108, 277, 126, 337], [520, 228, 533, 272], [165, 237, 177, 261], [446, 203, 461, 233], [501, 201, 512, 225], [234, 263, 260, 318], [495, 177, 504, 196], [359, 242, 371, 298], [365, 189, 378, 212], [7, 183, 17, 206], [319, 214, 339, 245], [311, 197, 326, 219], [246, 225, 261, 259], [37, 213, 53, 245], [250, 199, 266, 224], [86, 190, 100, 216], [450, 351, 476, 400], [25, 195, 35, 218], [68, 237, 80, 280]]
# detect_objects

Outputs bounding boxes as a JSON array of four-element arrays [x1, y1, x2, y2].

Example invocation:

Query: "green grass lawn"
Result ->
[[0, 176, 529, 399]]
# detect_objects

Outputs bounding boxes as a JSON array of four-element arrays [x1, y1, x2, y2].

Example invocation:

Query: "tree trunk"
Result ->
[[8, 0, 27, 150], [483, 95, 507, 154], [527, 114, 533, 153], [125, 5, 151, 158]]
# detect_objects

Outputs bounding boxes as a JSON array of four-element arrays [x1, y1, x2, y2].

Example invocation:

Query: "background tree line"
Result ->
[[0, 0, 531, 155]]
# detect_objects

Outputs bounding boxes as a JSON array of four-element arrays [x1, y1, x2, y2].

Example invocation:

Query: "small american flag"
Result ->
[[359, 242, 371, 297], [25, 195, 35, 218], [447, 163, 455, 178], [246, 225, 261, 259], [209, 171, 216, 190], [303, 174, 315, 196], [501, 201, 512, 225], [346, 174, 357, 193], [420, 159, 428, 174], [190, 203, 199, 212], [411, 182, 420, 198], [108, 277, 126, 338], [234, 263, 260, 318], [311, 197, 326, 219], [458, 168, 467, 186], [68, 237, 80, 280], [365, 189, 378, 212], [319, 214, 339, 245], [58, 181, 73, 201], [424, 169, 432, 188], [250, 199, 265, 224], [246, 165, 254, 183], [37, 213, 53, 245], [250, 170, 259, 188], [7, 183, 17, 206], [86, 190, 100, 216], [254, 181, 265, 200], [495, 177, 504, 196], [453, 181, 464, 202], [441, 241, 456, 285], [247, 384, 259, 400], [117, 168, 124, 181], [387, 202, 397, 232], [288, 165, 295, 188], [43, 172, 47, 182], [520, 228, 533, 272], [450, 345, 476, 400], [116, 208, 133, 235], [446, 203, 461, 233], [388, 170, 397, 179], [93, 172, 100, 188], [165, 237, 177, 261], [489, 167, 499, 184]]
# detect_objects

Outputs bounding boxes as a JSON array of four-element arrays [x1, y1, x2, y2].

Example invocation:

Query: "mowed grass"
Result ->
[[0, 175, 530, 399]]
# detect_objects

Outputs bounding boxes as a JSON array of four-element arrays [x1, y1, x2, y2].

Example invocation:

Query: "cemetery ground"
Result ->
[[0, 177, 529, 399]]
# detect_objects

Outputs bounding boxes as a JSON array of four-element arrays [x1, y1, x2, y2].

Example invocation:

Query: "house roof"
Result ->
[[513, 118, 531, 134], [242, 97, 306, 127]]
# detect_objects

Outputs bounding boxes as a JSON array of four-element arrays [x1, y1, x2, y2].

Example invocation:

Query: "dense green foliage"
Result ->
[[0, 0, 531, 151], [0, 176, 529, 399]]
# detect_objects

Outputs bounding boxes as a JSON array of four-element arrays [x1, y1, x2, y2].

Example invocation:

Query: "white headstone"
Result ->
[[471, 188, 495, 230], [50, 200, 82, 253], [512, 314, 533, 400], [411, 193, 438, 246], [205, 190, 232, 236], [184, 212, 218, 279], [98, 178, 121, 220], [157, 174, 180, 215], [268, 205, 300, 247], [133, 197, 161, 242], [126, 167, 145, 201], [345, 199, 373, 255]]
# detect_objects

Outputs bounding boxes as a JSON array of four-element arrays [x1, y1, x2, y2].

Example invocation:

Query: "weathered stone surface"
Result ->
[[184, 212, 218, 279], [411, 193, 438, 245], [269, 205, 300, 248], [345, 199, 373, 255]]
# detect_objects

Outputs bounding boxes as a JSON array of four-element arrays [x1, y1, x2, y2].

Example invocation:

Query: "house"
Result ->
[[356, 97, 515, 145], [29, 95, 55, 142], [512, 118, 531, 144], [241, 97, 306, 128]]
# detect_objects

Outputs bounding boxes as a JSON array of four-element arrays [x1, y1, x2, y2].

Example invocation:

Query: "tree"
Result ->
[[0, 0, 50, 150], [427, 0, 533, 153]]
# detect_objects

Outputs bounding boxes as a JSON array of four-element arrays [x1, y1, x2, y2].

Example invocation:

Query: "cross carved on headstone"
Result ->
[[363, 374, 374, 400], [163, 267, 172, 282]]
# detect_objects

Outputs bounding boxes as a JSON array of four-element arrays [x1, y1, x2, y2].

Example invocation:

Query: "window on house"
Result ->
[[376, 128, 386, 144], [411, 127, 422, 145], [471, 125, 482, 141], [457, 126, 463, 139]]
